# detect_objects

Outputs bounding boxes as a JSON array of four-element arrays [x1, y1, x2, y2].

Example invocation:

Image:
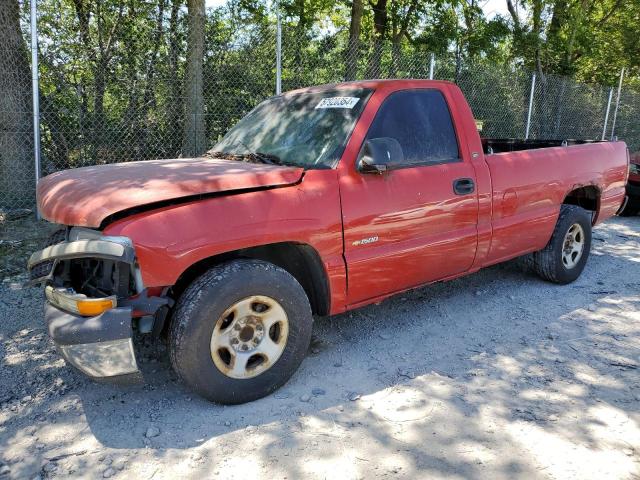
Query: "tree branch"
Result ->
[[399, 0, 418, 37], [506, 0, 521, 30], [597, 0, 623, 27]]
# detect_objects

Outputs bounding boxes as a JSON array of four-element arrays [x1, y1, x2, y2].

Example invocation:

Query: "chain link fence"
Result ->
[[615, 88, 640, 155], [1, 1, 35, 213], [2, 5, 640, 217]]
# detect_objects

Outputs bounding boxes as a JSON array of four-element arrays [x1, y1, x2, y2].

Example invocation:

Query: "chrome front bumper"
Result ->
[[29, 239, 132, 267], [45, 302, 139, 378]]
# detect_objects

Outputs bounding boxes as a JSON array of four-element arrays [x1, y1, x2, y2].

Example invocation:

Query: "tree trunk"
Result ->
[[132, 0, 167, 158], [391, 39, 401, 77], [182, 0, 206, 157], [292, 0, 308, 88], [561, 0, 589, 74], [532, 0, 543, 74], [506, 0, 525, 57], [553, 77, 568, 138], [389, 0, 418, 77], [167, 0, 183, 157], [40, 94, 70, 173], [73, 1, 124, 164], [366, 0, 388, 79], [0, 0, 34, 209], [92, 58, 107, 163], [123, 0, 140, 157], [141, 0, 166, 115], [548, 0, 568, 39], [345, 0, 363, 81]]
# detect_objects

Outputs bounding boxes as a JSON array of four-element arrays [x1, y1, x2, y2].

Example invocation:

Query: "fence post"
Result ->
[[610, 67, 624, 140], [525, 73, 536, 140], [193, 112, 197, 156], [601, 87, 613, 141], [429, 53, 435, 80], [30, 0, 41, 219], [276, 8, 282, 95]]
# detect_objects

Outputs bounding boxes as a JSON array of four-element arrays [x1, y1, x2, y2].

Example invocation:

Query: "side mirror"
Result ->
[[358, 137, 404, 174]]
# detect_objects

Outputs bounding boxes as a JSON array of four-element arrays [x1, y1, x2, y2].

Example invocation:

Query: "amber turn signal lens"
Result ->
[[76, 298, 117, 316], [45, 286, 118, 317]]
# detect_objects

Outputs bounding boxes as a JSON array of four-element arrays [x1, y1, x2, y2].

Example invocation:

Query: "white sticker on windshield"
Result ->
[[315, 97, 360, 109]]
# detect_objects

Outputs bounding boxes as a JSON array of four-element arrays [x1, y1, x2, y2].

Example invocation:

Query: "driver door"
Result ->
[[339, 88, 479, 305]]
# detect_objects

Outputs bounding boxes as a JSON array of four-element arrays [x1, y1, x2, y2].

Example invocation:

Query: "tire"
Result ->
[[618, 197, 639, 217], [532, 205, 592, 284], [515, 253, 535, 272], [169, 259, 313, 404]]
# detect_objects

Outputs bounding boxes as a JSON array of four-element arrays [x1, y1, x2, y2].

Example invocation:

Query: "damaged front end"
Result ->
[[28, 227, 170, 380]]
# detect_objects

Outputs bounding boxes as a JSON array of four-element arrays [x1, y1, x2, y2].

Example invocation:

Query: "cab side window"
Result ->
[[365, 89, 460, 166]]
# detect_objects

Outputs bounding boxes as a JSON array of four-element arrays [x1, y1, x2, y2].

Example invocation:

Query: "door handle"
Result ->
[[453, 178, 475, 195]]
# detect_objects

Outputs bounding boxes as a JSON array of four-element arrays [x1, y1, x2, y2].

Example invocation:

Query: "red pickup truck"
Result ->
[[29, 80, 629, 404], [620, 152, 640, 215]]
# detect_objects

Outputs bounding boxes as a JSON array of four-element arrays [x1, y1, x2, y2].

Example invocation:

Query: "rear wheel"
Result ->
[[532, 205, 592, 284], [169, 259, 313, 404]]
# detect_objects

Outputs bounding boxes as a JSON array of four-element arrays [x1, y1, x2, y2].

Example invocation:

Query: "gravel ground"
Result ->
[[1, 216, 639, 479], [0, 214, 57, 279]]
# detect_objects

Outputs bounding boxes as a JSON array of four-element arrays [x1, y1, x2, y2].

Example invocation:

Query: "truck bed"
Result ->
[[482, 140, 628, 266], [482, 138, 603, 154]]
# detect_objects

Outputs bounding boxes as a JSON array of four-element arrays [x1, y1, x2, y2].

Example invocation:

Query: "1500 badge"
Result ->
[[352, 236, 379, 246]]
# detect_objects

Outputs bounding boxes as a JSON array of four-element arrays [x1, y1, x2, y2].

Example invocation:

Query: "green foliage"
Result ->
[[506, 0, 639, 82]]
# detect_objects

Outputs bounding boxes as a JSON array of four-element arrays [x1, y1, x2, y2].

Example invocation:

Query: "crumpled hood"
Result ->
[[37, 157, 304, 228]]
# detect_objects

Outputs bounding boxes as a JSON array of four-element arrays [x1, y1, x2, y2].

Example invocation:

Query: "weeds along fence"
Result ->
[[2, 8, 640, 214]]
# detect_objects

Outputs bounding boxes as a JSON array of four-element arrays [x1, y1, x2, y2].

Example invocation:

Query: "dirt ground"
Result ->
[[1, 216, 639, 479], [0, 214, 57, 280]]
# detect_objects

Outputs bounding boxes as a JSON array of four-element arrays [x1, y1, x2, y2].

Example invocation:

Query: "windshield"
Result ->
[[211, 88, 373, 169]]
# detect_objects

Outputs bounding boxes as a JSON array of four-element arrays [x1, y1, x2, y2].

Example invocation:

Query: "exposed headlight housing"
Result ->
[[45, 285, 117, 316]]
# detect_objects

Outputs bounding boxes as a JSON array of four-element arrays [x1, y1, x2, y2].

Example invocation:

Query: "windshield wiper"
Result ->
[[204, 145, 295, 167]]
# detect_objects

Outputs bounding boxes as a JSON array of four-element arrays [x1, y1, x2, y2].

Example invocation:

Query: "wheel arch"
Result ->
[[562, 185, 601, 224], [168, 241, 331, 317]]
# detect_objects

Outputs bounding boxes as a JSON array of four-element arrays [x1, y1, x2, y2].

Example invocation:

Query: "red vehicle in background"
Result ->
[[28, 80, 629, 404], [621, 152, 640, 215]]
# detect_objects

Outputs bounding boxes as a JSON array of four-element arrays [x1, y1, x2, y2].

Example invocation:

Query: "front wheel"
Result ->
[[532, 205, 592, 284], [169, 259, 313, 404]]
